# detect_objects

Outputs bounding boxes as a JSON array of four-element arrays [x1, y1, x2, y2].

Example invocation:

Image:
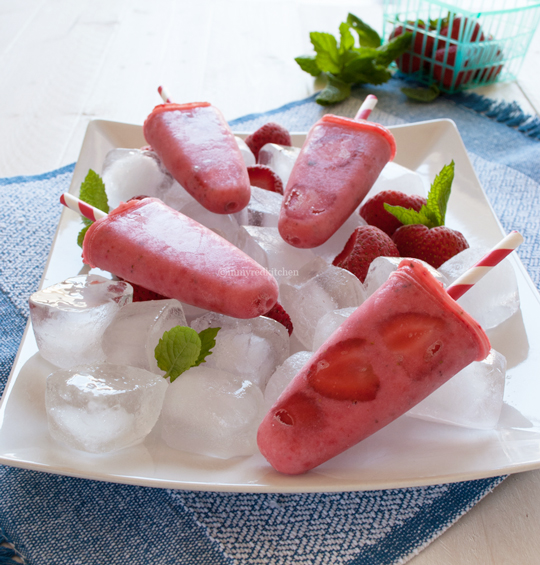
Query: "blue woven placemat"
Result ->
[[1, 76, 539, 565]]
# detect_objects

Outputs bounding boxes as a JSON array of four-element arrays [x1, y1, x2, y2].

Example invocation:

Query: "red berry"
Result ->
[[307, 338, 380, 402], [390, 22, 435, 74], [392, 224, 469, 269], [359, 190, 427, 236], [244, 122, 292, 161], [247, 164, 284, 195], [264, 302, 293, 335], [333, 226, 400, 283], [433, 45, 473, 90], [117, 277, 169, 302], [438, 17, 485, 48]]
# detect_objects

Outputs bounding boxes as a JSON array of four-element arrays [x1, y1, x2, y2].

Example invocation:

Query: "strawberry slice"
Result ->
[[273, 391, 323, 427], [247, 164, 284, 195], [307, 338, 380, 402], [264, 301, 293, 335]]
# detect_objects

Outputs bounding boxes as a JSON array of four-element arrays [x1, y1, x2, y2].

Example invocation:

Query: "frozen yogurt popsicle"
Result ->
[[82, 197, 278, 319], [257, 258, 490, 474], [278, 114, 396, 248], [143, 102, 251, 214]]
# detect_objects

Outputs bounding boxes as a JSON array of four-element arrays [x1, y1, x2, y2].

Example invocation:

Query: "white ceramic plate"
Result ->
[[1, 118, 540, 493]]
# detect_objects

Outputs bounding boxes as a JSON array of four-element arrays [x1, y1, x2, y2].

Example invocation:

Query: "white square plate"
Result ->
[[1, 118, 540, 493]]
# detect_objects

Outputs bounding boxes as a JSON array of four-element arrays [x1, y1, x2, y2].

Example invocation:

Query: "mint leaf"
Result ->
[[384, 161, 456, 228], [77, 169, 109, 248], [376, 31, 412, 67], [155, 326, 202, 382], [401, 83, 440, 102], [295, 55, 321, 77], [346, 14, 381, 48], [311, 32, 341, 74], [315, 74, 351, 105], [193, 327, 221, 367], [426, 160, 455, 226], [339, 22, 355, 54]]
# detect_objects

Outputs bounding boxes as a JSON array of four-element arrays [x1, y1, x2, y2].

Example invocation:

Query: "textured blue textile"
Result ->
[[1, 76, 538, 564]]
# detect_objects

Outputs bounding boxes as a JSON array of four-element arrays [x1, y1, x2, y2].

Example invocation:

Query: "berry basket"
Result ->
[[383, 0, 540, 93]]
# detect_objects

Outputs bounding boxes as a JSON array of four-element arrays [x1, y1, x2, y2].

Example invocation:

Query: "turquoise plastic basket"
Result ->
[[383, 0, 540, 93]]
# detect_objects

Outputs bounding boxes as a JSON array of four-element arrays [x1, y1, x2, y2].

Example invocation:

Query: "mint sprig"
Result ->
[[155, 326, 220, 382], [77, 169, 109, 247], [295, 13, 412, 106], [384, 161, 455, 227]]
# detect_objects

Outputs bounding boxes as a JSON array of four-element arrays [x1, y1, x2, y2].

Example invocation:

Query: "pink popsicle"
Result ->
[[82, 197, 278, 319], [143, 102, 251, 215], [257, 258, 490, 474], [278, 114, 396, 248]]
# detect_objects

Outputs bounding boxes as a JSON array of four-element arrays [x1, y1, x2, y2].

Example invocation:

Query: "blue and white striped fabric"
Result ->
[[1, 76, 538, 565]]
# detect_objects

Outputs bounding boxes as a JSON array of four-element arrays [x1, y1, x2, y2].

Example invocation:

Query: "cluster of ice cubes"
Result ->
[[32, 139, 521, 461]]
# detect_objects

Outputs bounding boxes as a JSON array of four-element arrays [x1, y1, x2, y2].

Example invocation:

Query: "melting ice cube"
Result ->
[[102, 299, 187, 375], [191, 312, 290, 390], [312, 307, 357, 351], [29, 275, 132, 369], [235, 136, 256, 166], [264, 351, 313, 409], [102, 148, 173, 210], [366, 161, 428, 198], [407, 349, 507, 430], [46, 364, 168, 453], [234, 185, 283, 228], [258, 143, 300, 186], [279, 260, 365, 350], [160, 366, 265, 459]]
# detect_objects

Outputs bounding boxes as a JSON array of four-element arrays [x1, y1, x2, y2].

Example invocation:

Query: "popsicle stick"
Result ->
[[60, 193, 108, 221], [158, 85, 173, 103], [446, 230, 524, 300], [354, 94, 378, 120]]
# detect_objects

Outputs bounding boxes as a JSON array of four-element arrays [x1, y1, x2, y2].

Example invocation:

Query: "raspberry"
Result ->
[[359, 190, 427, 236], [247, 165, 284, 195], [392, 224, 469, 269], [333, 226, 400, 283], [245, 123, 292, 161]]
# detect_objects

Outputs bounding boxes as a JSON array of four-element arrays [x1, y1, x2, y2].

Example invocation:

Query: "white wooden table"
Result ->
[[1, 1, 539, 563]]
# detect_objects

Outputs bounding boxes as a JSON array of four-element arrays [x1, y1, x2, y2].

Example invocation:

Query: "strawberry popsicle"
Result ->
[[278, 114, 396, 248], [143, 102, 251, 214], [257, 258, 490, 474], [82, 197, 278, 319]]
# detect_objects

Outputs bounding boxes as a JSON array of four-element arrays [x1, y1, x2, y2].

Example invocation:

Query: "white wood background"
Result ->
[[1, 1, 540, 563]]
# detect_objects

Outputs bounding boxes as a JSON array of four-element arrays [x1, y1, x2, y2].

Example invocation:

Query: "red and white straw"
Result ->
[[446, 230, 524, 300], [158, 85, 173, 104], [354, 94, 378, 121], [60, 193, 108, 222]]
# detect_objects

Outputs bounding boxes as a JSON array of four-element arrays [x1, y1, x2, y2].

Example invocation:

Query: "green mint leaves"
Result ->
[[384, 161, 455, 227], [77, 169, 109, 247], [401, 83, 440, 103], [295, 13, 412, 106], [155, 326, 220, 382]]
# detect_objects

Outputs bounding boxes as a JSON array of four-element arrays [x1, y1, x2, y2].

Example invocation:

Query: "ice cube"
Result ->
[[102, 148, 173, 210], [191, 312, 290, 390], [160, 180, 199, 212], [279, 261, 366, 350], [102, 299, 187, 375], [407, 349, 507, 429], [258, 143, 300, 186], [29, 275, 132, 369], [312, 307, 357, 351], [439, 247, 520, 330], [234, 185, 283, 228], [243, 226, 316, 282], [366, 161, 428, 198], [235, 136, 256, 166], [46, 364, 168, 453], [161, 366, 265, 458], [264, 351, 313, 409]]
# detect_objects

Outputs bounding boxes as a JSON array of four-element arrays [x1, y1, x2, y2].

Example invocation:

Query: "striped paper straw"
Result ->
[[60, 193, 108, 222], [446, 230, 524, 300], [354, 94, 378, 120], [158, 85, 173, 103]]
